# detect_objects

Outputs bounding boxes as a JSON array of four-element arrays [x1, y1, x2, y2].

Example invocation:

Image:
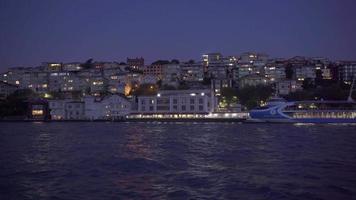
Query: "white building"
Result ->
[[84, 94, 131, 120], [48, 100, 85, 120], [137, 89, 216, 114]]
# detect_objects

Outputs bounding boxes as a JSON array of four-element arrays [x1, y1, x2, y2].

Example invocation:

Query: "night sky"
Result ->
[[1, 0, 356, 70]]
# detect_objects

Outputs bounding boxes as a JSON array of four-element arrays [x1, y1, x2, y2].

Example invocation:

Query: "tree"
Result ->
[[171, 59, 180, 64], [188, 59, 195, 64], [202, 77, 211, 85], [0, 89, 38, 117], [131, 84, 158, 96], [220, 87, 239, 108], [81, 58, 94, 69], [162, 84, 176, 90], [236, 85, 274, 109], [152, 60, 170, 65], [315, 69, 323, 86]]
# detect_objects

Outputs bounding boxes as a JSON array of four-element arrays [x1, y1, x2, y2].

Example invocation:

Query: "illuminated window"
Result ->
[[32, 110, 43, 116]]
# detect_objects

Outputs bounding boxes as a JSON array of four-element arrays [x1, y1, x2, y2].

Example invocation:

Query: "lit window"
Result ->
[[32, 110, 43, 116]]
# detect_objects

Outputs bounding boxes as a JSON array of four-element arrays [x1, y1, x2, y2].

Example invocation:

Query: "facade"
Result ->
[[127, 57, 144, 70], [142, 64, 163, 79], [202, 53, 222, 68], [48, 100, 85, 120], [277, 80, 302, 95], [180, 62, 204, 82], [339, 62, 356, 82], [137, 89, 216, 114], [48, 99, 68, 120], [162, 64, 181, 86], [84, 94, 131, 120], [239, 74, 269, 88], [65, 101, 85, 120], [295, 65, 316, 81], [63, 62, 82, 72], [264, 64, 286, 82], [28, 100, 49, 120]]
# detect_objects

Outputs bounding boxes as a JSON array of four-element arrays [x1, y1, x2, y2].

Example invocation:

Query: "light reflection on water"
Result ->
[[0, 122, 356, 199]]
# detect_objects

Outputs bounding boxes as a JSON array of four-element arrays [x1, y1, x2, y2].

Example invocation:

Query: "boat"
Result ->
[[249, 78, 356, 123]]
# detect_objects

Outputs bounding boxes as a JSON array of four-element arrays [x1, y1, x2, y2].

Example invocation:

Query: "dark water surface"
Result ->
[[0, 122, 356, 200]]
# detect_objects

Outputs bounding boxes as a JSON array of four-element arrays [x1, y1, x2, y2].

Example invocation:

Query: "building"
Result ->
[[28, 100, 49, 120], [48, 99, 68, 120], [127, 57, 144, 70], [295, 65, 316, 81], [142, 64, 163, 79], [239, 74, 269, 88], [137, 89, 216, 114], [180, 62, 204, 82], [264, 64, 286, 82], [48, 100, 85, 120], [63, 62, 82, 72], [65, 101, 85, 120], [0, 81, 18, 100], [202, 53, 222, 69], [84, 94, 131, 120], [339, 62, 356, 83], [277, 80, 302, 95], [162, 63, 181, 87], [43, 62, 62, 72]]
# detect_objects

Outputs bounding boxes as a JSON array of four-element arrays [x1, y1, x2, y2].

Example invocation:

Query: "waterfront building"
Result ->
[[84, 94, 131, 120], [136, 89, 216, 114], [48, 99, 69, 120], [28, 100, 49, 120], [65, 101, 85, 120], [48, 99, 85, 120]]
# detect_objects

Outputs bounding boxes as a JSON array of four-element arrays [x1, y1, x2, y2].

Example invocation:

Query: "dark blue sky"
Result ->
[[1, 0, 356, 70]]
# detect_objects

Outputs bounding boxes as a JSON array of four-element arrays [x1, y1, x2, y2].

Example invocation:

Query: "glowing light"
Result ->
[[32, 110, 43, 116]]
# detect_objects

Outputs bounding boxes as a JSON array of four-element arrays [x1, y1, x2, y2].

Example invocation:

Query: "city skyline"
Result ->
[[1, 0, 356, 69]]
